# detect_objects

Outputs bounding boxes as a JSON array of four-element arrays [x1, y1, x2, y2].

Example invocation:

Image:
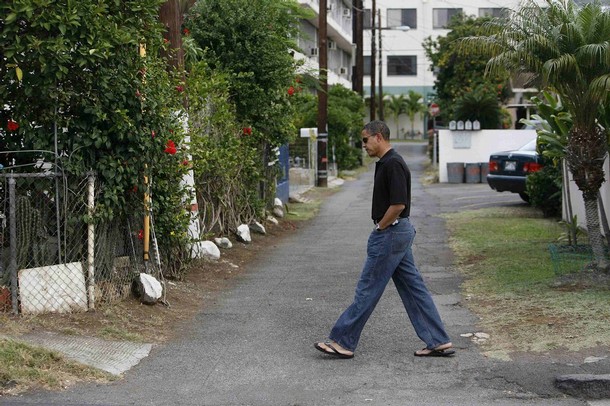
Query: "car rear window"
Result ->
[[519, 139, 537, 151]]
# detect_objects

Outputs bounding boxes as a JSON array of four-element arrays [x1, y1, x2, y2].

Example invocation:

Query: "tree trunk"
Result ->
[[598, 192, 610, 249], [159, 0, 185, 70], [566, 125, 609, 270], [584, 196, 609, 270]]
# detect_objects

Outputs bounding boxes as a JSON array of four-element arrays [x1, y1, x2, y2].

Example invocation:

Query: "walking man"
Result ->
[[314, 120, 454, 359]]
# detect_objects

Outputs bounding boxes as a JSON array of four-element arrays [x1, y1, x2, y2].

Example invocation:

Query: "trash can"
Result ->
[[447, 162, 464, 184], [465, 163, 481, 184], [479, 162, 489, 183]]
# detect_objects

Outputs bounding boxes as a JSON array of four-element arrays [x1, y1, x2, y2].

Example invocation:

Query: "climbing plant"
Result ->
[[0, 0, 191, 274]]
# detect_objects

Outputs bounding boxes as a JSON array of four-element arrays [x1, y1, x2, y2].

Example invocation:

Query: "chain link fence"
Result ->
[[0, 172, 158, 315]]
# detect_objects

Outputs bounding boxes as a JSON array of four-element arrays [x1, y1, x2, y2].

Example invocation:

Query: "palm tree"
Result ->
[[385, 95, 407, 139], [404, 90, 427, 138], [463, 0, 610, 270], [453, 85, 502, 129]]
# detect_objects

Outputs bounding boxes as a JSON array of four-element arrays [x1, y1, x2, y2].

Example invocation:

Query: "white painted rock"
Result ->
[[133, 273, 163, 305], [274, 197, 283, 207], [266, 216, 279, 225], [236, 224, 251, 243], [249, 221, 266, 235], [273, 206, 284, 218], [191, 241, 221, 260], [214, 237, 233, 249]]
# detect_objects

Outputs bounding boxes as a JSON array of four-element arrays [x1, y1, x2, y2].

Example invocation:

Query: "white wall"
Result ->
[[565, 158, 610, 232], [438, 129, 537, 183], [384, 114, 426, 139]]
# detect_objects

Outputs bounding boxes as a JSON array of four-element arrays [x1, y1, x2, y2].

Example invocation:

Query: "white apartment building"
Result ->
[[360, 0, 552, 135], [296, 0, 355, 89], [362, 0, 553, 98]]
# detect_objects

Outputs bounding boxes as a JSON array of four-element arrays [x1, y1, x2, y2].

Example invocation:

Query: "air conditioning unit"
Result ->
[[343, 9, 352, 18], [328, 40, 337, 50], [310, 47, 319, 57], [339, 67, 348, 75]]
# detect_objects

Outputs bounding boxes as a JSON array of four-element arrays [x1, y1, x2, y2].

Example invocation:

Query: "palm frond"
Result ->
[[590, 74, 610, 101], [543, 54, 581, 85]]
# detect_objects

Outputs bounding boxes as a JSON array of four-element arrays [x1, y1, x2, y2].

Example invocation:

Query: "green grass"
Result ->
[[98, 326, 143, 342], [285, 186, 339, 222], [448, 208, 559, 290], [446, 206, 610, 357], [0, 338, 112, 395]]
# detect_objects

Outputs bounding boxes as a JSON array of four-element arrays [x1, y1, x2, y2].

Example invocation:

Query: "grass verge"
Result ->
[[285, 186, 340, 222], [445, 206, 610, 359], [0, 338, 113, 396]]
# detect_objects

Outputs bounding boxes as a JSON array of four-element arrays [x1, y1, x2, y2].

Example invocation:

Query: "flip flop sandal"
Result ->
[[314, 342, 354, 359], [414, 348, 456, 357]]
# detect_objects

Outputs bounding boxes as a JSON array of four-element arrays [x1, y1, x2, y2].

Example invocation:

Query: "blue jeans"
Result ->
[[328, 218, 451, 352]]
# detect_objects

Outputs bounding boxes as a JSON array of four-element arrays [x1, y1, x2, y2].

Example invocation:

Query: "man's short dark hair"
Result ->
[[363, 120, 390, 140]]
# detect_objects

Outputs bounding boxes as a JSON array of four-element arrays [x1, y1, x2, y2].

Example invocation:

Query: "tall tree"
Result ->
[[404, 90, 427, 138], [463, 0, 610, 270], [423, 14, 509, 125], [385, 95, 406, 138]]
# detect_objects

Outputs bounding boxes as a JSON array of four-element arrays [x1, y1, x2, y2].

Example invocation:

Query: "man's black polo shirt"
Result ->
[[371, 148, 410, 222]]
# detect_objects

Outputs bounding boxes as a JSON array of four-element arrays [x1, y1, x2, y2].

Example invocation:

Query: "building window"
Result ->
[[363, 56, 371, 76], [387, 56, 416, 76], [364, 9, 372, 29], [479, 8, 509, 18], [387, 9, 417, 29], [433, 8, 462, 29]]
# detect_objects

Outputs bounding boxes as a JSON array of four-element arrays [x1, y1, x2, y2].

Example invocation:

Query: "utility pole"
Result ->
[[317, 0, 328, 187], [370, 0, 376, 120], [352, 0, 363, 95], [377, 8, 384, 121]]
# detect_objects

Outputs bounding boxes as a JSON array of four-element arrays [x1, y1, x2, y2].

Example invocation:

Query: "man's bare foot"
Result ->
[[314, 341, 354, 359]]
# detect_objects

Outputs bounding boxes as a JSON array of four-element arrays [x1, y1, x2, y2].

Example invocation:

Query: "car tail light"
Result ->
[[489, 160, 499, 172], [524, 162, 543, 173]]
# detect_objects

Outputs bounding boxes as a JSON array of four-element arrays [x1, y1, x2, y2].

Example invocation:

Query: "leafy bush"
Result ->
[[185, 0, 310, 205], [292, 85, 365, 170], [0, 0, 191, 275], [187, 61, 264, 234], [526, 164, 562, 217]]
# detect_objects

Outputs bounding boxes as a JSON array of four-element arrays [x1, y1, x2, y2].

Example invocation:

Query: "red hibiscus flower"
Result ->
[[164, 140, 177, 155], [7, 120, 19, 132], [183, 28, 190, 36], [138, 229, 144, 240], [242, 127, 252, 136], [287, 86, 295, 96], [175, 85, 184, 93], [182, 159, 190, 166]]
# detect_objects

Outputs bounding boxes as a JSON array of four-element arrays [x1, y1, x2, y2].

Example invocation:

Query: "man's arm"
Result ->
[[376, 204, 405, 230]]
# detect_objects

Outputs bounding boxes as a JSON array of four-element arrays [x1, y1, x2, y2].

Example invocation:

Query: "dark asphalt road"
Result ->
[[4, 143, 605, 406]]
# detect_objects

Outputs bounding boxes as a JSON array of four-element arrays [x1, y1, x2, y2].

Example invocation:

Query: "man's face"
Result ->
[[362, 130, 381, 157]]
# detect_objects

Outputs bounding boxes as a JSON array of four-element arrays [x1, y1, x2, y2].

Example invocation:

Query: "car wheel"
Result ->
[[519, 192, 530, 203]]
